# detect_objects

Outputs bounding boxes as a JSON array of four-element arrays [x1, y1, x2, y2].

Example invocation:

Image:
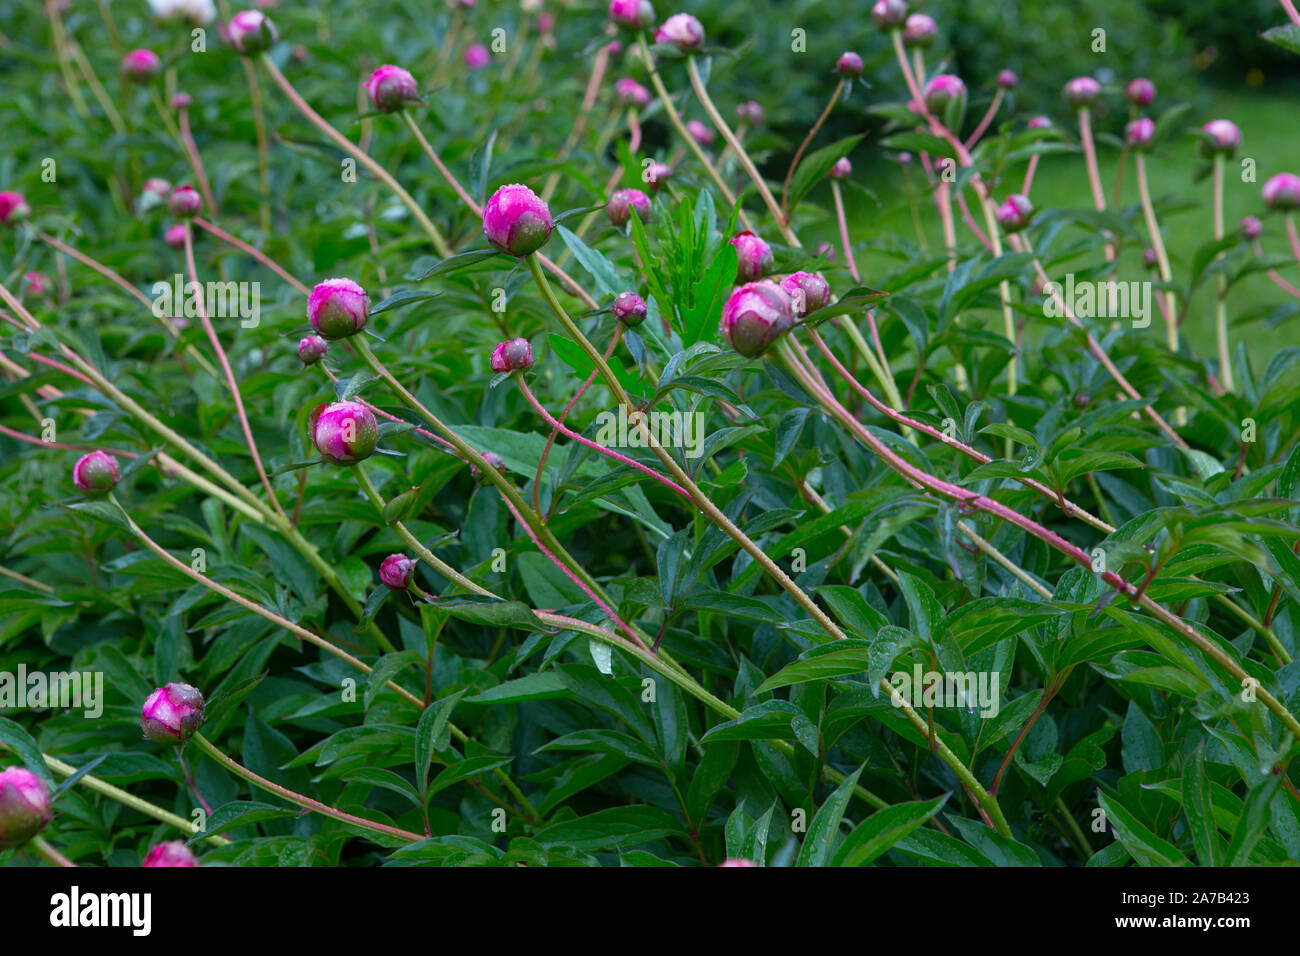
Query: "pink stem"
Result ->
[[39, 234, 153, 309], [193, 218, 310, 295], [964, 88, 1004, 149], [831, 180, 860, 282], [1077, 108, 1116, 261], [499, 493, 651, 654], [1287, 215, 1300, 263], [0, 423, 139, 457], [183, 225, 286, 519], [516, 377, 689, 500], [177, 106, 218, 217], [1283, 0, 1300, 26], [955, 188, 993, 252], [1022, 154, 1040, 196], [319, 364, 455, 452]]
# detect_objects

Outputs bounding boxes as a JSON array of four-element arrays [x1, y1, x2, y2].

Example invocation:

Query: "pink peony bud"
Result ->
[[140, 682, 206, 744], [0, 191, 30, 226], [172, 91, 193, 109], [167, 185, 202, 218], [816, 241, 835, 260], [143, 841, 200, 867], [687, 119, 714, 146], [871, 0, 908, 30], [780, 271, 830, 316], [483, 183, 554, 257], [730, 231, 774, 283], [164, 223, 188, 249], [143, 177, 172, 198], [902, 13, 936, 47], [122, 49, 162, 82], [310, 401, 380, 464], [829, 157, 851, 180], [0, 767, 53, 850], [605, 40, 624, 56], [1240, 216, 1263, 240], [470, 450, 505, 483], [996, 194, 1033, 232], [1262, 172, 1300, 210], [997, 69, 1018, 89], [609, 0, 655, 31], [836, 51, 863, 78], [537, 12, 555, 34], [718, 858, 758, 866], [1125, 117, 1155, 149], [365, 65, 419, 112], [1142, 247, 1158, 269], [1027, 115, 1053, 130], [228, 10, 277, 53], [23, 272, 50, 296], [655, 13, 704, 53], [736, 101, 764, 125], [490, 337, 534, 372], [895, 151, 912, 165], [607, 187, 653, 227], [923, 74, 966, 114], [73, 450, 121, 494], [616, 77, 651, 108], [612, 291, 647, 326], [1063, 76, 1101, 107], [465, 44, 490, 69], [1201, 119, 1241, 155], [307, 278, 370, 339], [379, 554, 415, 590], [720, 280, 795, 358], [1126, 77, 1155, 108], [297, 334, 329, 366], [643, 161, 673, 191]]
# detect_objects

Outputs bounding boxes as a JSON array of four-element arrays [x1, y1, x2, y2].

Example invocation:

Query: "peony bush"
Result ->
[[0, 0, 1299, 870]]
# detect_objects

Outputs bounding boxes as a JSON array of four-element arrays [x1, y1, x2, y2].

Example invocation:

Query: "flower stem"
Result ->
[[1212, 153, 1233, 391], [1135, 153, 1179, 353], [1077, 107, 1116, 261], [30, 836, 77, 868], [781, 79, 843, 221], [193, 218, 309, 295], [192, 733, 424, 843]]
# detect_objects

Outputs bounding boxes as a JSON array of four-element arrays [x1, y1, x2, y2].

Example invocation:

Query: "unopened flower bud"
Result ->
[[172, 91, 192, 109], [1261, 172, 1300, 210], [720, 280, 795, 358], [997, 69, 1018, 89], [871, 0, 908, 29], [829, 157, 851, 180], [1125, 117, 1155, 150], [736, 100, 764, 125], [0, 191, 29, 227], [1063, 76, 1101, 108], [471, 451, 505, 483], [606, 40, 623, 56], [607, 187, 653, 226], [164, 223, 188, 248], [366, 65, 419, 112], [122, 49, 161, 82], [612, 291, 648, 327], [310, 401, 379, 464], [615, 77, 651, 108], [144, 841, 200, 867], [23, 272, 50, 296], [465, 44, 490, 69], [1240, 216, 1263, 240], [655, 13, 704, 53], [996, 194, 1033, 232], [144, 177, 172, 198], [902, 13, 936, 47], [643, 161, 673, 191], [74, 450, 121, 494], [718, 858, 757, 866], [1142, 247, 1158, 269], [483, 183, 554, 256], [379, 554, 415, 590], [730, 231, 774, 283], [1027, 115, 1053, 130], [140, 682, 206, 744], [1126, 77, 1155, 108], [609, 0, 655, 31], [780, 271, 829, 316], [168, 185, 202, 218], [0, 767, 53, 850], [307, 278, 369, 339], [490, 337, 534, 372], [895, 151, 912, 165], [686, 119, 714, 146], [1201, 119, 1241, 156], [816, 241, 835, 260], [228, 10, 277, 53], [297, 334, 329, 366], [923, 74, 966, 114], [836, 51, 863, 78]]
